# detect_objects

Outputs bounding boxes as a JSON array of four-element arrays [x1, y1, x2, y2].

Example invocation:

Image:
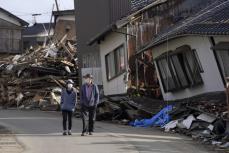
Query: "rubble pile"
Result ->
[[0, 35, 78, 110], [94, 96, 166, 125], [98, 93, 229, 151], [163, 95, 229, 151]]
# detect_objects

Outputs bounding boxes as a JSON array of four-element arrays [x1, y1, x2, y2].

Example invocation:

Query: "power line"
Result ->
[[158, 0, 229, 41], [15, 12, 52, 17]]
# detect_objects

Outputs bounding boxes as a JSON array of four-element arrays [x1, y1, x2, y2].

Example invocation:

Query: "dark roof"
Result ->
[[23, 23, 54, 36], [87, 24, 117, 46], [53, 10, 75, 16], [138, 0, 229, 53], [0, 7, 29, 26], [131, 0, 155, 12]]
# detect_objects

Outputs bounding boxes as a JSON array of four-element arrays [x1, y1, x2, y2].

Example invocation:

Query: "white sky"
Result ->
[[0, 0, 74, 24]]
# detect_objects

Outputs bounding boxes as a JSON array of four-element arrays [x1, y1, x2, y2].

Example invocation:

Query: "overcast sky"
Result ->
[[0, 0, 74, 24]]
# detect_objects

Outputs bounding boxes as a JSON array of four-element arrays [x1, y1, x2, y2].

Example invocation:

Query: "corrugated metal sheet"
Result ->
[[109, 0, 131, 23]]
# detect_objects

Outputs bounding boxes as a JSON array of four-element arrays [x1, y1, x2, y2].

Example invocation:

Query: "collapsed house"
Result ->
[[138, 0, 229, 102], [0, 35, 77, 110], [0, 8, 78, 110]]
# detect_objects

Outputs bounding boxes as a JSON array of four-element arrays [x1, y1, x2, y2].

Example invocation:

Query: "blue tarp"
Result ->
[[130, 105, 173, 127]]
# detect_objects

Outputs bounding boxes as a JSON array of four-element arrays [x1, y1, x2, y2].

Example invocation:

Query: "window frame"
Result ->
[[156, 45, 204, 93], [213, 42, 229, 82], [105, 44, 126, 81]]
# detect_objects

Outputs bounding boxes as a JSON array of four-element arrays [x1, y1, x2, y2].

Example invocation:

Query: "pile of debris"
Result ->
[[0, 34, 78, 110], [94, 96, 166, 125], [97, 92, 229, 151], [162, 93, 229, 151]]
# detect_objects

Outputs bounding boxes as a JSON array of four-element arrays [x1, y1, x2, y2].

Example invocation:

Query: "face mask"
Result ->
[[67, 84, 73, 89]]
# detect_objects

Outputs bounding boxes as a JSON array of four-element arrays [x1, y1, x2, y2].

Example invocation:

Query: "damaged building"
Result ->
[[139, 2, 229, 102], [75, 0, 131, 87], [87, 0, 229, 149], [53, 9, 76, 42], [88, 0, 217, 99]]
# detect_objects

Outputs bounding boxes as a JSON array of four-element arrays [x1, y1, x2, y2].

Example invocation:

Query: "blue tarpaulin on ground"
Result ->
[[130, 105, 173, 127]]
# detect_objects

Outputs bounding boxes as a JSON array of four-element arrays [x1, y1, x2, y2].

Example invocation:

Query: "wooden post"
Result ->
[[226, 77, 229, 118], [135, 59, 139, 90]]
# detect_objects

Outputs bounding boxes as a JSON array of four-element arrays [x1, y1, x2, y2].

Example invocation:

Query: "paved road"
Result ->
[[0, 110, 216, 153]]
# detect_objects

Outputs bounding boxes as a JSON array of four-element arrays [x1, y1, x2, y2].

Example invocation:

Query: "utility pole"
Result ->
[[55, 0, 60, 11]]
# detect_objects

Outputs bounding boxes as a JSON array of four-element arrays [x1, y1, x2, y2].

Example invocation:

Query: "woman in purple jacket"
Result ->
[[61, 79, 77, 135]]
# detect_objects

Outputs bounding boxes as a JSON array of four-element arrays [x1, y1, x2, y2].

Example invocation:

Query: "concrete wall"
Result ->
[[152, 36, 225, 101], [100, 32, 128, 96]]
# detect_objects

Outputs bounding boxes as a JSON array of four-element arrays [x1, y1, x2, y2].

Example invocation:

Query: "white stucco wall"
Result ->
[[0, 11, 21, 26], [214, 36, 229, 44], [99, 32, 128, 96], [152, 36, 225, 101]]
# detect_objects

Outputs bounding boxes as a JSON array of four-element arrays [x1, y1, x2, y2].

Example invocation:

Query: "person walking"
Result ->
[[80, 74, 99, 136], [61, 79, 77, 135]]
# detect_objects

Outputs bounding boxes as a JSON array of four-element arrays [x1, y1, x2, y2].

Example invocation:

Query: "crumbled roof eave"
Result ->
[[87, 0, 167, 46], [137, 33, 229, 55]]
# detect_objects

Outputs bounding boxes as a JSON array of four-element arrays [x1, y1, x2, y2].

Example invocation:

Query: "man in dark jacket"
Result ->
[[61, 79, 77, 135], [80, 74, 99, 136]]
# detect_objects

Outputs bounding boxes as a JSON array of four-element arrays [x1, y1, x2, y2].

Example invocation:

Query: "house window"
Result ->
[[213, 42, 229, 79], [217, 50, 229, 78], [105, 44, 126, 81], [156, 45, 203, 92]]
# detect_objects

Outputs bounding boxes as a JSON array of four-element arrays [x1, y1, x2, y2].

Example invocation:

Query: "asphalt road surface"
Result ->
[[0, 110, 216, 153]]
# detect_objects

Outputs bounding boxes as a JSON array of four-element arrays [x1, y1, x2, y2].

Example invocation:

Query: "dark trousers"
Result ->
[[81, 105, 96, 133], [62, 110, 73, 131]]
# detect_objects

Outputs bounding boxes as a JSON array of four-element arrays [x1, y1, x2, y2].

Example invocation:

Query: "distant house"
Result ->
[[0, 7, 28, 54], [23, 23, 54, 49], [53, 10, 76, 42], [138, 1, 229, 101]]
